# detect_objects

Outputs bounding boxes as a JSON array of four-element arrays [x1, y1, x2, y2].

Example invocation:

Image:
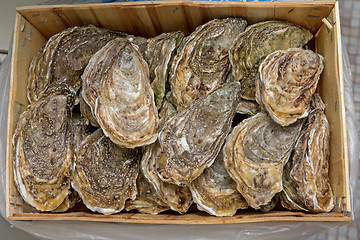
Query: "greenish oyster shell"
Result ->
[[287, 94, 334, 213], [158, 82, 241, 186], [125, 170, 170, 215], [145, 32, 184, 109], [189, 148, 248, 216], [27, 25, 147, 103], [13, 86, 75, 211], [229, 21, 313, 100], [257, 48, 324, 126], [223, 112, 303, 209], [170, 18, 247, 109], [142, 141, 193, 214], [92, 39, 158, 148], [72, 129, 141, 215]]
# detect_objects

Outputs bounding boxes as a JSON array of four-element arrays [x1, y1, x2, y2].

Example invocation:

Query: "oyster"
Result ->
[[79, 92, 98, 126], [71, 111, 91, 150], [236, 99, 261, 116], [72, 129, 141, 215], [287, 94, 334, 212], [170, 18, 247, 109], [189, 149, 248, 216], [52, 190, 79, 212], [13, 86, 75, 211], [158, 100, 177, 130], [259, 194, 280, 213], [142, 142, 193, 214], [28, 25, 147, 103], [229, 21, 313, 100], [145, 32, 184, 108], [125, 171, 169, 215], [257, 48, 324, 126], [223, 112, 303, 209], [94, 39, 158, 148], [158, 82, 241, 186]]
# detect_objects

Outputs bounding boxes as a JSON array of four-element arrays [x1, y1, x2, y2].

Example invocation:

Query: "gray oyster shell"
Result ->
[[229, 21, 313, 100], [158, 82, 241, 186], [145, 32, 184, 109], [158, 99, 177, 131], [28, 25, 147, 103], [93, 39, 158, 148], [79, 92, 98, 127], [223, 112, 303, 209], [125, 171, 170, 215], [170, 18, 247, 109], [71, 111, 91, 150], [287, 94, 334, 212], [72, 129, 141, 215], [189, 148, 248, 216], [142, 142, 193, 214], [13, 86, 75, 211], [257, 48, 324, 126]]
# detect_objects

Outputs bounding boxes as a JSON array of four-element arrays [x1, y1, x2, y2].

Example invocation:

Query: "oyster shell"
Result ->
[[189, 148, 248, 216], [94, 39, 158, 148], [170, 18, 247, 109], [145, 32, 184, 108], [28, 25, 147, 103], [125, 171, 170, 215], [72, 129, 141, 215], [223, 112, 303, 209], [257, 48, 324, 126], [71, 111, 91, 150], [52, 190, 79, 212], [158, 100, 177, 130], [288, 94, 334, 212], [259, 193, 280, 213], [13, 86, 75, 211], [229, 21, 313, 100], [236, 99, 261, 116], [79, 92, 98, 126], [158, 82, 241, 186], [142, 142, 193, 214]]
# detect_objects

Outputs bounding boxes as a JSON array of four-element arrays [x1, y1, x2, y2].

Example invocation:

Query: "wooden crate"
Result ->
[[6, 0, 352, 224]]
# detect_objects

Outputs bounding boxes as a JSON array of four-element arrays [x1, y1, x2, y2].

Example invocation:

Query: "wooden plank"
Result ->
[[6, 13, 47, 218], [16, 1, 335, 38], [8, 211, 351, 224]]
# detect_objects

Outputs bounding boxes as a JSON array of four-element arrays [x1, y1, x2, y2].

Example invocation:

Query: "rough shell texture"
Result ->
[[125, 171, 170, 215], [52, 190, 79, 213], [145, 32, 184, 109], [189, 149, 248, 216], [257, 48, 324, 126], [170, 18, 247, 109], [13, 86, 75, 211], [223, 112, 303, 209], [229, 21, 313, 100], [71, 111, 91, 150], [72, 129, 141, 215], [79, 92, 98, 127], [27, 26, 132, 103], [142, 142, 193, 214], [158, 82, 241, 186], [288, 95, 334, 212], [236, 99, 261, 116], [84, 38, 158, 148], [158, 100, 177, 131]]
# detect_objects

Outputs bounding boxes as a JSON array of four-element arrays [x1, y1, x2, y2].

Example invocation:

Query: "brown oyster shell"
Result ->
[[257, 48, 324, 126], [189, 148, 248, 216], [125, 171, 170, 215], [229, 21, 313, 100], [170, 18, 247, 109], [94, 39, 158, 148], [145, 31, 184, 109], [236, 99, 261, 116], [13, 86, 75, 211], [142, 142, 193, 214], [288, 94, 334, 212], [72, 129, 141, 214], [223, 112, 303, 209], [158, 82, 241, 186]]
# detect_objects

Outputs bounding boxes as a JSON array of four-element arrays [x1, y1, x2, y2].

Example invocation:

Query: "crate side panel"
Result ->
[[17, 1, 334, 39], [6, 13, 47, 218]]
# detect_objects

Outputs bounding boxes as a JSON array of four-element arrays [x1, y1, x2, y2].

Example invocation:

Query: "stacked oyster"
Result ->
[[13, 19, 334, 216]]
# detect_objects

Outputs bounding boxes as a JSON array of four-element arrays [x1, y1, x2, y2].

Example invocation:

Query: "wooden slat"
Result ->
[[9, 211, 351, 224], [315, 2, 350, 213], [16, 1, 335, 38], [6, 13, 47, 218]]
